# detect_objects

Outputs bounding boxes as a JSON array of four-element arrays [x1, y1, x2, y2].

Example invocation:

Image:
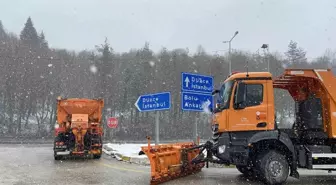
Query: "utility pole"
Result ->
[[223, 31, 239, 74], [261, 44, 269, 72]]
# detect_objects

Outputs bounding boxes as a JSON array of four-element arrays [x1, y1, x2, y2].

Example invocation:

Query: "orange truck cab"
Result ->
[[204, 69, 336, 185], [53, 97, 104, 160]]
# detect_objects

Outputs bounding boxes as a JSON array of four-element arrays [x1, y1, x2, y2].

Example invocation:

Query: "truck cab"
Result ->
[[210, 69, 336, 185], [213, 72, 275, 133]]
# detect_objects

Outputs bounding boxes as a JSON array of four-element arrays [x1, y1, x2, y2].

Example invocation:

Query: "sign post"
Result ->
[[135, 92, 171, 145], [181, 72, 214, 143], [194, 116, 198, 145], [155, 111, 160, 144]]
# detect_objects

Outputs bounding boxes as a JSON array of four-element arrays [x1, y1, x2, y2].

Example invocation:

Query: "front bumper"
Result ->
[[54, 146, 101, 156], [212, 133, 249, 166]]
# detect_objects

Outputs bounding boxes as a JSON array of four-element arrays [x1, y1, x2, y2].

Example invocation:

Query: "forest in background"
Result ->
[[0, 17, 335, 141]]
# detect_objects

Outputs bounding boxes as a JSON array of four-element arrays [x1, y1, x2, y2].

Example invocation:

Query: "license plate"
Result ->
[[57, 151, 70, 155]]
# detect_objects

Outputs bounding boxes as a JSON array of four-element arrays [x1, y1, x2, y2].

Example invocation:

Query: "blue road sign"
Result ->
[[181, 92, 214, 112], [181, 72, 213, 93], [135, 92, 171, 112]]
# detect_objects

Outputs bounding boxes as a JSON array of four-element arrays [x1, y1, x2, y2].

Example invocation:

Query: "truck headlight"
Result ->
[[218, 145, 226, 154]]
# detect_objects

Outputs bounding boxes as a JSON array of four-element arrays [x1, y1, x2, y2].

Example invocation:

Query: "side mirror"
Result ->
[[215, 103, 220, 109], [234, 81, 246, 109], [212, 89, 220, 95], [210, 90, 220, 113], [211, 103, 220, 113]]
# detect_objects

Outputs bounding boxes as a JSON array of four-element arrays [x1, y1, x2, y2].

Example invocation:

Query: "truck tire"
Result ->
[[54, 155, 62, 160], [93, 154, 101, 159], [256, 150, 289, 185], [93, 147, 102, 159], [54, 152, 62, 160]]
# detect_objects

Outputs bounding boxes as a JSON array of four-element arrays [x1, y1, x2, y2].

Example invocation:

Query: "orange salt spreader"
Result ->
[[53, 97, 104, 160]]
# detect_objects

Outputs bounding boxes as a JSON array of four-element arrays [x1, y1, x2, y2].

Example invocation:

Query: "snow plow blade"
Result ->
[[139, 137, 205, 185]]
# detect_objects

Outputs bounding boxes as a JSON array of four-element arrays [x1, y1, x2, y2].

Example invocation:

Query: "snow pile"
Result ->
[[104, 143, 148, 159], [103, 143, 150, 165]]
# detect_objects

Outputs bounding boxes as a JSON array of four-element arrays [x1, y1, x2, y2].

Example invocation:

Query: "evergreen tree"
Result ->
[[0, 20, 7, 40], [95, 37, 114, 98], [196, 45, 206, 56], [39, 31, 48, 48], [20, 17, 39, 46], [284, 40, 307, 68]]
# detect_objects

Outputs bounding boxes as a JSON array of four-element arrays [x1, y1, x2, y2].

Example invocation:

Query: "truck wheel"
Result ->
[[54, 152, 62, 161], [236, 165, 255, 177], [93, 154, 101, 159], [256, 150, 289, 185], [93, 147, 102, 159]]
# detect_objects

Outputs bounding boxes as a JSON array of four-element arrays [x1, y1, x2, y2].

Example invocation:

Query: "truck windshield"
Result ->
[[219, 80, 234, 110]]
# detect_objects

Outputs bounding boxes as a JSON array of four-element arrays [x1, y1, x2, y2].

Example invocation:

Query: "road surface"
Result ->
[[0, 144, 336, 185]]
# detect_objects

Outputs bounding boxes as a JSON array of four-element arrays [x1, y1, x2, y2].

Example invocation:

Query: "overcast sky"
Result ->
[[1, 0, 335, 60]]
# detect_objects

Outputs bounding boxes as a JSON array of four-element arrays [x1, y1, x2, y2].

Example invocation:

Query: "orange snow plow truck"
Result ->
[[140, 68, 336, 185], [53, 97, 104, 160]]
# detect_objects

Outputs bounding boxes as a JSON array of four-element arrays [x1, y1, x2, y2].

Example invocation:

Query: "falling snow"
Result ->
[[0, 20, 334, 148], [90, 65, 98, 74], [149, 61, 155, 67]]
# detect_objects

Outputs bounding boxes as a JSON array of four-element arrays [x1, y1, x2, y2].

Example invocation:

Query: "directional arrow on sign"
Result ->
[[202, 99, 211, 109], [134, 96, 141, 111], [185, 77, 190, 87]]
